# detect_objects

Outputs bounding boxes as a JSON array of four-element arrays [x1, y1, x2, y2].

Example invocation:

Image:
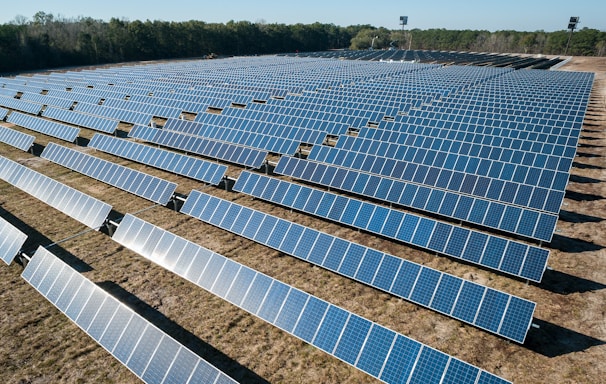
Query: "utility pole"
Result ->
[[400, 16, 408, 50]]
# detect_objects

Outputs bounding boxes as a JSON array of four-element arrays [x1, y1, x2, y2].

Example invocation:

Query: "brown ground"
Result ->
[[1, 57, 605, 384]]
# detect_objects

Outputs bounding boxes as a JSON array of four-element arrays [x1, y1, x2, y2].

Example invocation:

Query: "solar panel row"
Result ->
[[0, 96, 44, 115], [334, 135, 572, 192], [163, 118, 303, 156], [74, 102, 152, 126], [274, 156, 557, 243], [102, 98, 183, 119], [0, 124, 35, 152], [20, 92, 76, 109], [0, 216, 28, 265], [234, 171, 549, 283], [113, 213, 511, 384], [190, 113, 330, 145], [180, 189, 535, 342], [0, 155, 111, 230], [0, 107, 8, 120], [42, 106, 118, 134], [88, 134, 228, 185], [7, 112, 80, 142], [41, 142, 177, 206], [128, 125, 267, 169], [308, 145, 565, 215], [22, 246, 238, 384]]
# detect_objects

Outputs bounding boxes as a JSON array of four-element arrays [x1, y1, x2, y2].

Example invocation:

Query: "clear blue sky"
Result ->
[[1, 0, 604, 32]]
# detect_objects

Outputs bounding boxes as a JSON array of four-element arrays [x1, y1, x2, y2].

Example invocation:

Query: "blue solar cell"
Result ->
[[323, 237, 349, 271], [293, 296, 329, 342], [380, 335, 422, 383], [452, 282, 485, 323], [354, 249, 383, 284], [461, 232, 488, 263], [475, 289, 509, 333], [391, 261, 421, 299], [257, 281, 290, 323], [411, 218, 435, 247], [479, 236, 507, 270], [334, 315, 372, 364], [313, 306, 350, 353], [430, 274, 464, 315], [499, 296, 535, 343], [410, 347, 450, 384], [338, 243, 366, 278], [442, 358, 481, 384], [356, 325, 397, 377], [308, 233, 334, 265], [410, 268, 441, 306], [240, 273, 273, 314], [273, 289, 308, 332], [292, 228, 319, 260]]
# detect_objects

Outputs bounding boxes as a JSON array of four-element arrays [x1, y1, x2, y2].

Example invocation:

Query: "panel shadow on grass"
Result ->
[[572, 162, 604, 170], [549, 234, 604, 253], [525, 319, 605, 358], [576, 152, 602, 158], [559, 210, 604, 224], [97, 281, 270, 384], [565, 190, 603, 202], [568, 174, 603, 184], [539, 269, 606, 295], [0, 206, 93, 273]]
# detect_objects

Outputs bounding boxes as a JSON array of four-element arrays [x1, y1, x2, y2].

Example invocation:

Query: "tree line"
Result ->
[[0, 12, 604, 73]]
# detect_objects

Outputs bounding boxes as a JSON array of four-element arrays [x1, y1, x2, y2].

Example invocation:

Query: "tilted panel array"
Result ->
[[275, 155, 558, 243], [74, 102, 152, 126], [0, 216, 28, 265], [0, 107, 8, 120], [88, 134, 227, 185], [22, 246, 238, 384], [0, 96, 43, 115], [308, 144, 566, 216], [164, 118, 303, 156], [0, 155, 111, 230], [43, 106, 118, 134], [20, 92, 76, 109], [41, 143, 177, 206], [182, 190, 535, 343], [0, 124, 35, 151], [102, 98, 183, 119], [113, 213, 511, 384], [129, 125, 267, 169], [7, 112, 80, 142], [234, 170, 549, 283]]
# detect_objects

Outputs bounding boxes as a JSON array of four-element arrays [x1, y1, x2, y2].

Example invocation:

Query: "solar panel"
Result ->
[[0, 96, 43, 115], [88, 134, 227, 185], [20, 92, 76, 109], [234, 170, 549, 282], [0, 124, 35, 151], [7, 112, 80, 142], [0, 216, 28, 265], [21, 246, 238, 384], [74, 102, 152, 126], [0, 107, 8, 120], [274, 155, 558, 242], [128, 124, 267, 169], [180, 189, 535, 342], [43, 106, 118, 134], [0, 155, 111, 230], [112, 213, 511, 383], [41, 142, 177, 206]]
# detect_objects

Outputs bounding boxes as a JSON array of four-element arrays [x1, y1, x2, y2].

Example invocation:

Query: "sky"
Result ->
[[0, 0, 604, 32]]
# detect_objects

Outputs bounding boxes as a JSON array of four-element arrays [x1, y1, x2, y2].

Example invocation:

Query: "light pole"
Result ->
[[564, 17, 579, 55], [399, 16, 408, 50]]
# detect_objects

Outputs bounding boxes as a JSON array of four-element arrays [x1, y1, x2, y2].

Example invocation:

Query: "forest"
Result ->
[[0, 11, 604, 73]]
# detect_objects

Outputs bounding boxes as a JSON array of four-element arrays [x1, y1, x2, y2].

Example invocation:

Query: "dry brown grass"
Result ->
[[1, 57, 605, 383]]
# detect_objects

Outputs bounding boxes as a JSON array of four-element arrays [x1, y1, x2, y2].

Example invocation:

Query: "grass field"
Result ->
[[1, 56, 605, 384]]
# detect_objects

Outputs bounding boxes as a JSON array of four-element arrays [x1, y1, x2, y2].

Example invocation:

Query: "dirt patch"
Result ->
[[1, 57, 605, 384]]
